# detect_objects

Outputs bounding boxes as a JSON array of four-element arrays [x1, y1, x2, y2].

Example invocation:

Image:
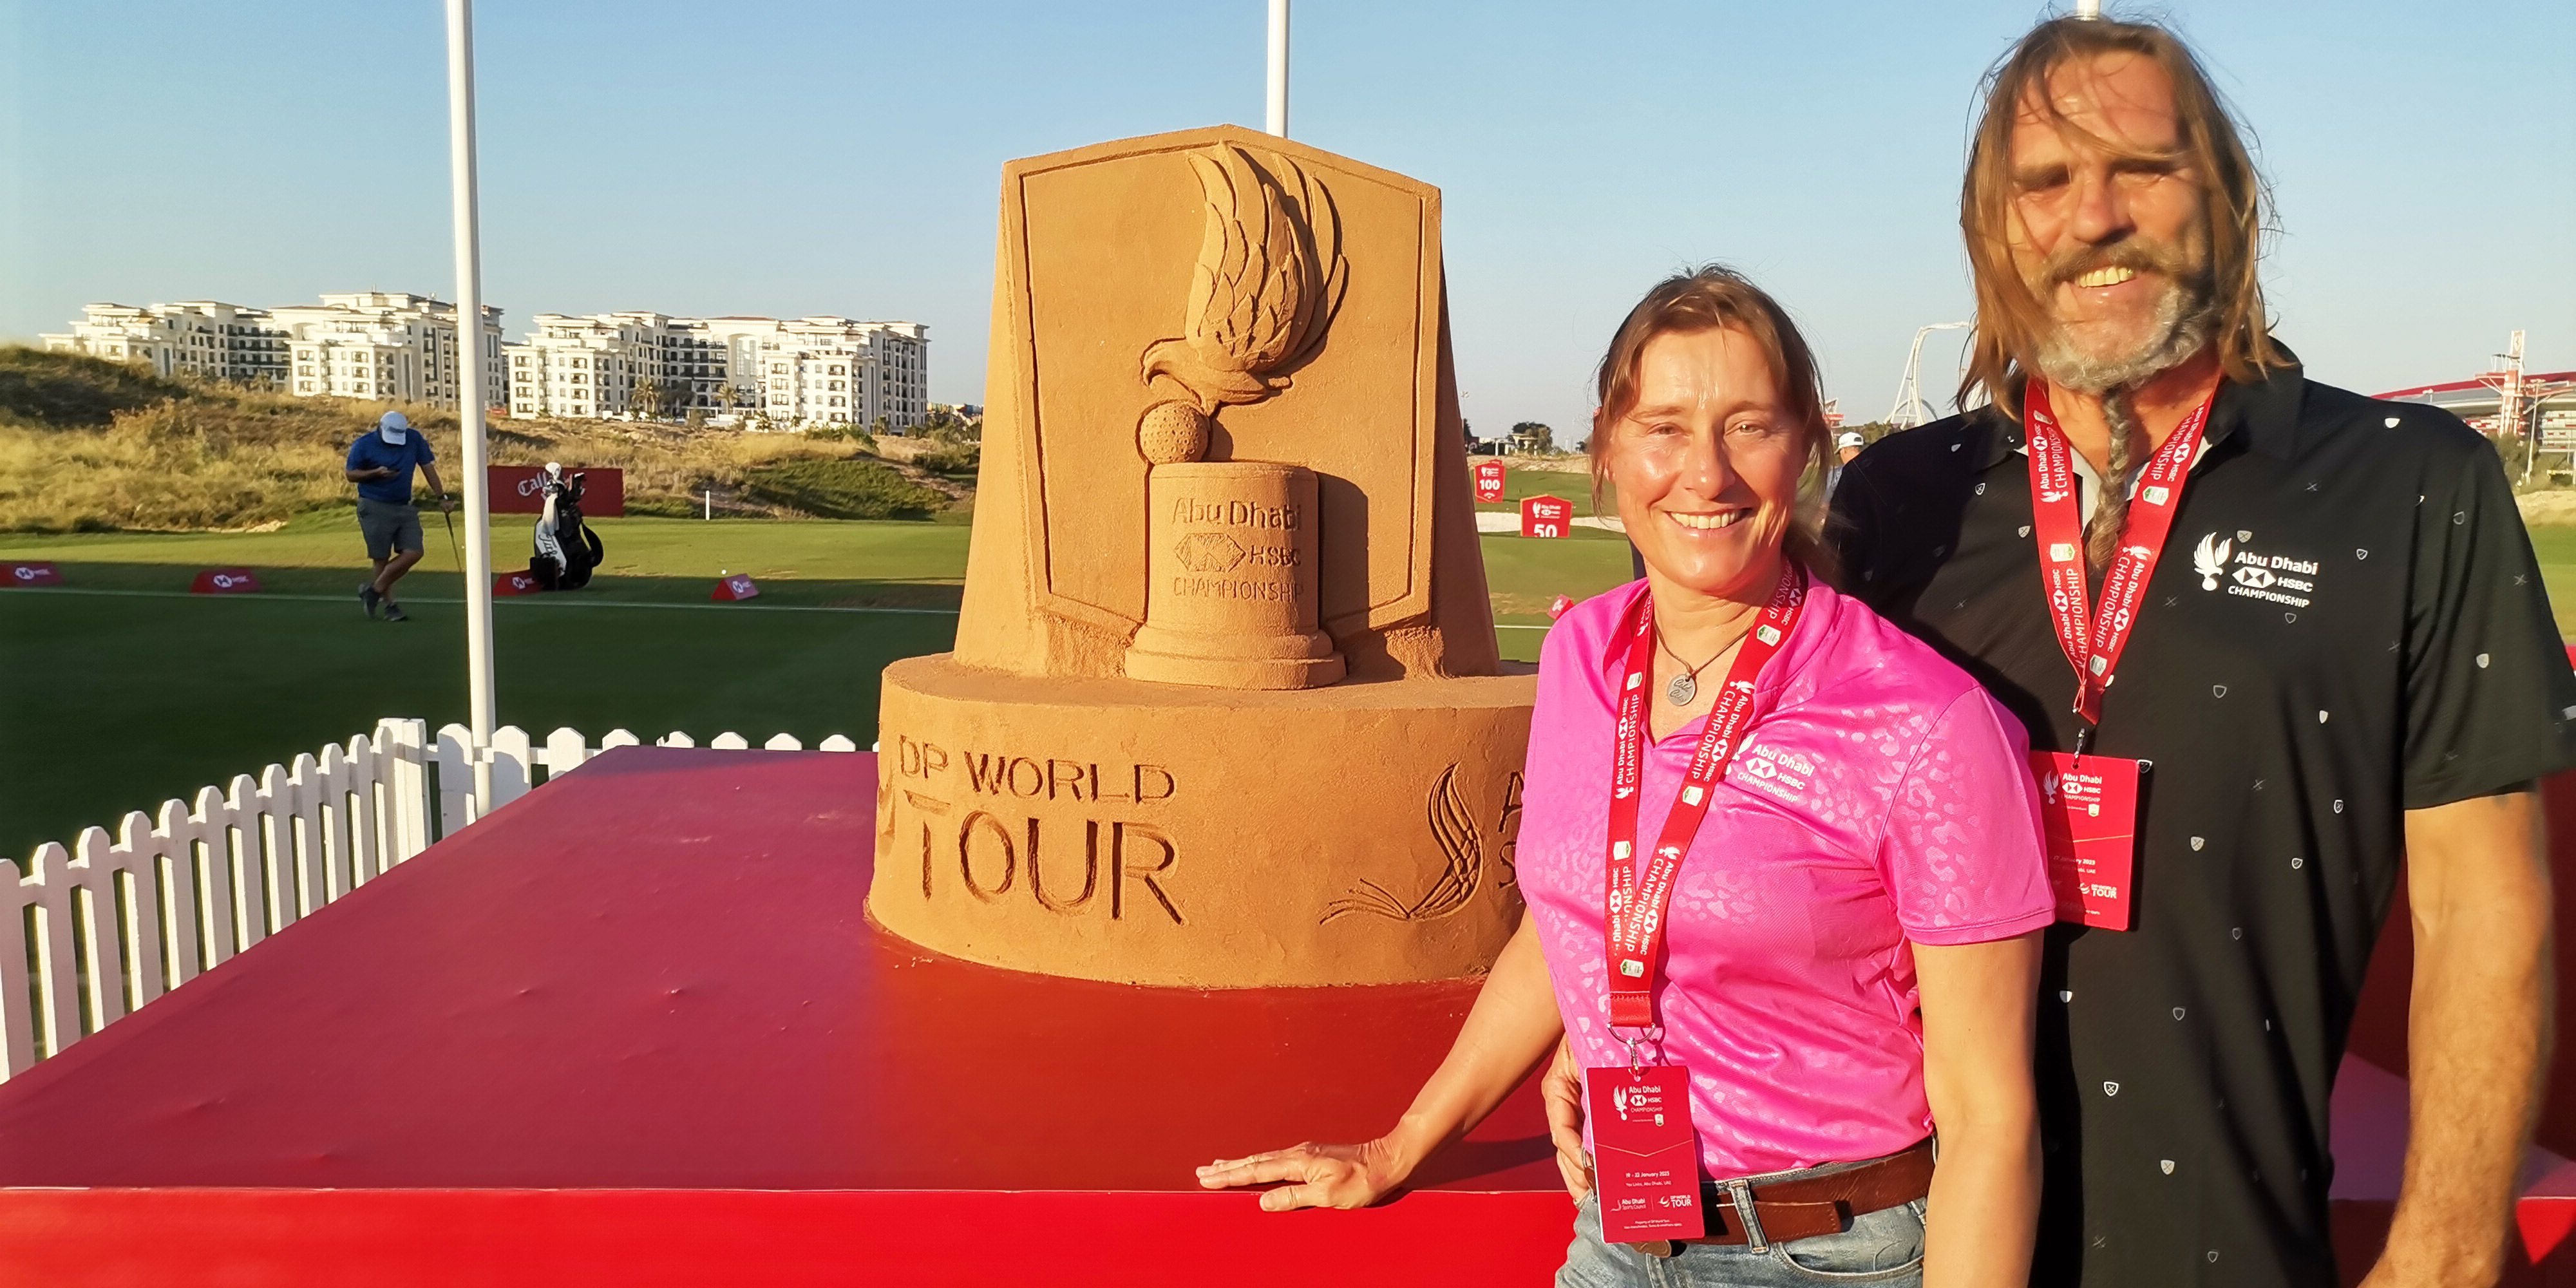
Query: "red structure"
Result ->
[[493, 571, 543, 596], [712, 574, 762, 601], [1473, 459, 1507, 502], [189, 567, 262, 594], [486, 465, 626, 516], [1522, 495, 1572, 538], [1, 561, 62, 587], [1, 747, 2570, 1285]]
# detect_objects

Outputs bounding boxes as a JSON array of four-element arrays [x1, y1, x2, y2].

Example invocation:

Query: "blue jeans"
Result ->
[[1558, 1191, 1927, 1287]]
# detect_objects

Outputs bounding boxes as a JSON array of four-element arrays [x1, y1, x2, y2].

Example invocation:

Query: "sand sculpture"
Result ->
[[869, 126, 1537, 986]]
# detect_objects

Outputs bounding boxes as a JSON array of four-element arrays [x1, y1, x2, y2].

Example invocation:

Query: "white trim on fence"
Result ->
[[4, 718, 855, 1081]]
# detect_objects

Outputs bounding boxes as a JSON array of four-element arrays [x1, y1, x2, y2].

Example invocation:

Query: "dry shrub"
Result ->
[[0, 347, 965, 531]]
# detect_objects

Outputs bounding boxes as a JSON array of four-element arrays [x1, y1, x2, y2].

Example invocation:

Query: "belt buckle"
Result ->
[[1724, 1179, 1769, 1253]]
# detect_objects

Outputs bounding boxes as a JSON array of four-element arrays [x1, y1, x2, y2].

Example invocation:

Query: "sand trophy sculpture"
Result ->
[[870, 126, 1536, 987]]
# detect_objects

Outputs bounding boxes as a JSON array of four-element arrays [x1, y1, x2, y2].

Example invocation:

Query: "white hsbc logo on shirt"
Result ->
[[2192, 530, 2318, 608]]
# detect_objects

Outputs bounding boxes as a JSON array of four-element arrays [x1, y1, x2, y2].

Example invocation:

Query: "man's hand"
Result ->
[[437, 493, 458, 513], [2369, 788, 2553, 1287], [1542, 1035, 1592, 1201]]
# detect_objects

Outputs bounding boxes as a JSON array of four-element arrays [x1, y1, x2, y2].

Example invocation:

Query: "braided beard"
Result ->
[[2087, 395, 2143, 578]]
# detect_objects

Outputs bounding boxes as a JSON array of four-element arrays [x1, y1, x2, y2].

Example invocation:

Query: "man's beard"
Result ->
[[2025, 240, 2217, 397]]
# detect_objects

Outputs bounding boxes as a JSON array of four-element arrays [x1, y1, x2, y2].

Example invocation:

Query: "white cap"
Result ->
[[1836, 431, 1865, 450], [378, 411, 411, 444]]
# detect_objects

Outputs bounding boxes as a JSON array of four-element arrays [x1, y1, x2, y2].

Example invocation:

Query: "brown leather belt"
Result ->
[[1627, 1139, 1934, 1257]]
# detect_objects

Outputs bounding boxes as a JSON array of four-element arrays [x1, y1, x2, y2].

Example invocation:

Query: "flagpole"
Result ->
[[444, 0, 498, 808], [1265, 0, 1289, 137]]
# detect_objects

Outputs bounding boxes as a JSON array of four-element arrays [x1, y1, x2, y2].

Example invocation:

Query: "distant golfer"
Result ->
[[345, 411, 452, 622], [1826, 430, 1866, 497]]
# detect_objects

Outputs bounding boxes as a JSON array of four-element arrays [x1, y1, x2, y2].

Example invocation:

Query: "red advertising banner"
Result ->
[[1, 562, 62, 587], [712, 574, 762, 602], [190, 568, 263, 594], [495, 571, 544, 597], [1473, 460, 1506, 503], [1520, 495, 1572, 538], [488, 466, 625, 517]]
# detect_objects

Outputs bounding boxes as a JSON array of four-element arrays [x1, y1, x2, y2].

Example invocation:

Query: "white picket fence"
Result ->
[[3, 718, 858, 1081]]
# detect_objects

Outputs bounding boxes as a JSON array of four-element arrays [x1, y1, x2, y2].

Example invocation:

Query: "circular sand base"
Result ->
[[869, 654, 1536, 987]]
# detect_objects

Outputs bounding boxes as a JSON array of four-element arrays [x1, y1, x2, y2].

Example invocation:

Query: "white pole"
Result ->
[[1265, 0, 1290, 137], [444, 0, 497, 800]]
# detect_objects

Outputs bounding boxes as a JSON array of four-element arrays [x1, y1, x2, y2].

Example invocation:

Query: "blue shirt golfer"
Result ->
[[346, 412, 452, 622]]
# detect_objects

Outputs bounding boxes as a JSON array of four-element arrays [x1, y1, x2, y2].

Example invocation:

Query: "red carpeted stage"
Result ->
[[1, 748, 2571, 1285]]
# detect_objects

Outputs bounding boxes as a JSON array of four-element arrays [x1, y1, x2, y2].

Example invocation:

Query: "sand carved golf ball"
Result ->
[[1137, 399, 1212, 465]]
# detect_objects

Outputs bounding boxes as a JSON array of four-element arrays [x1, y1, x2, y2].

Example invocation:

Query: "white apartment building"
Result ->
[[41, 301, 293, 387], [504, 313, 927, 430], [44, 292, 505, 412]]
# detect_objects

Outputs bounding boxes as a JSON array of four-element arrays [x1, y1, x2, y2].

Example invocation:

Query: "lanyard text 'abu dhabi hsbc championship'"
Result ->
[[1604, 565, 1806, 1031], [2022, 379, 2217, 737]]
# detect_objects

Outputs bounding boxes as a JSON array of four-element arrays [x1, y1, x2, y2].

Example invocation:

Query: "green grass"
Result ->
[[741, 458, 950, 520], [0, 513, 1638, 861], [17, 507, 2555, 865], [2534, 527, 2576, 638], [1473, 461, 1598, 512]]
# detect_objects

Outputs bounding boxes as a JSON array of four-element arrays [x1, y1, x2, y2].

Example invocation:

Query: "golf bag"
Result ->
[[528, 463, 604, 591]]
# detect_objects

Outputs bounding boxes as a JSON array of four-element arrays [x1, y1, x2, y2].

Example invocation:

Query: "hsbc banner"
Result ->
[[486, 466, 625, 517]]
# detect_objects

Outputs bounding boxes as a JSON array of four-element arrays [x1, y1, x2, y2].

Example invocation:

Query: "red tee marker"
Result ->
[[1473, 460, 1506, 503], [189, 568, 262, 594], [495, 571, 543, 596], [1520, 495, 1572, 538], [1548, 594, 1575, 620], [712, 574, 762, 602], [1, 562, 62, 587]]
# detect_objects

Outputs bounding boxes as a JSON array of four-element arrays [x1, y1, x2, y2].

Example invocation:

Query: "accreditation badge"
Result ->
[[2032, 752, 2143, 931], [1586, 1063, 1705, 1243]]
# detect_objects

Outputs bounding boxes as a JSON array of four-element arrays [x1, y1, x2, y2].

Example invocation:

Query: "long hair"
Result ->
[[1958, 16, 2284, 417], [1587, 265, 1838, 585]]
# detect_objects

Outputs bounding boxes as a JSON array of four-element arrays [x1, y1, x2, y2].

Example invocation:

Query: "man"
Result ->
[[1826, 429, 1866, 497], [1821, 16, 2571, 1287], [345, 411, 452, 622]]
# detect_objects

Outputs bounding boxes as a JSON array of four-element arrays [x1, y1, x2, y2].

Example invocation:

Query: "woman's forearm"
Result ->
[[1922, 1113, 2040, 1287], [1379, 910, 1566, 1179]]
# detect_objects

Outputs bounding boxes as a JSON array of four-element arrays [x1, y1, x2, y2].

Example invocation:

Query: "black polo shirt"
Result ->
[[1828, 355, 2576, 1287]]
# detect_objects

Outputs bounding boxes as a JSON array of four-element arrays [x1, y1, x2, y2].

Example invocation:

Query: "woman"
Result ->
[[1199, 267, 2056, 1287]]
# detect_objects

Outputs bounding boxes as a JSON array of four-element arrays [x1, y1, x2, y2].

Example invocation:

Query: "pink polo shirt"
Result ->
[[1520, 577, 2055, 1178]]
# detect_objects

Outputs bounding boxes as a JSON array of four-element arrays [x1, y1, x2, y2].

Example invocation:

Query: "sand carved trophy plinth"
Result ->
[[869, 126, 1535, 987]]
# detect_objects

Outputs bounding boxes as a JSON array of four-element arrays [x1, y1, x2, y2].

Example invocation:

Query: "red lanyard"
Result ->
[[2022, 380, 2217, 734], [1604, 565, 1807, 1030]]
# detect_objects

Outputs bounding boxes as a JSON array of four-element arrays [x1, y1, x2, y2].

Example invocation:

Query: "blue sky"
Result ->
[[3, 1, 2569, 437]]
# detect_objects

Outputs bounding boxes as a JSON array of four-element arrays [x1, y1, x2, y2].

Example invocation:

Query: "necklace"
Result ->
[[1654, 631, 1727, 707]]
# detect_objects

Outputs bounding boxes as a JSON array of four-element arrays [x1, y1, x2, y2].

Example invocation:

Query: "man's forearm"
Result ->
[[2379, 791, 2553, 1285]]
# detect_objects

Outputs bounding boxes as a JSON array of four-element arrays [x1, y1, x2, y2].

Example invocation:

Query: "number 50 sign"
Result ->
[[1521, 495, 1573, 539]]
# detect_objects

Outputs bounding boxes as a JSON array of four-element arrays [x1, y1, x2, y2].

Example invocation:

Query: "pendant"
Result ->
[[1665, 672, 1696, 706]]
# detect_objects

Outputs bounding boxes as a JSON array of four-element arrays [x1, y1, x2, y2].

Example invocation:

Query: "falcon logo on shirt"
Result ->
[[2193, 534, 2233, 590], [2195, 530, 2319, 607]]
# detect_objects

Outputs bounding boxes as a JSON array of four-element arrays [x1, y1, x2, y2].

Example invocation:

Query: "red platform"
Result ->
[[0, 748, 1562, 1286], [1, 747, 2569, 1285]]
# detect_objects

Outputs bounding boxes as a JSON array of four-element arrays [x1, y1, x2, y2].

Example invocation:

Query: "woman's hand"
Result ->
[[1541, 1036, 1593, 1201], [1195, 1137, 1414, 1211]]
